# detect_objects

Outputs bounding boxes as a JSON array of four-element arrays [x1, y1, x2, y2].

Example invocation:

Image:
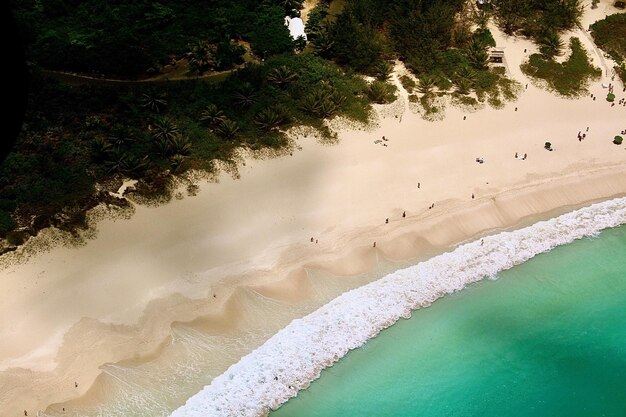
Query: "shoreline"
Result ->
[[2, 12, 626, 414], [172, 197, 626, 417], [4, 166, 626, 416]]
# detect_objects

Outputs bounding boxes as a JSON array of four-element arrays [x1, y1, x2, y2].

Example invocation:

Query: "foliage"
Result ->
[[607, 93, 616, 102], [11, 0, 296, 77], [305, 0, 331, 39], [521, 38, 601, 96], [492, 0, 582, 39], [399, 75, 416, 93], [590, 13, 626, 63], [250, 6, 295, 58], [0, 210, 16, 235], [614, 136, 623, 145], [539, 31, 565, 59], [1, 53, 374, 241], [590, 13, 626, 84], [366, 81, 397, 104], [544, 141, 552, 150]]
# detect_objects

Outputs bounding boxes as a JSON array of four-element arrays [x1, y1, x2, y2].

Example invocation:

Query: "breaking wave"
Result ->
[[171, 197, 626, 417]]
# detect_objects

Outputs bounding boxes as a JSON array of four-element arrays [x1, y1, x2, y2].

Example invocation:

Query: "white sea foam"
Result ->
[[170, 197, 626, 417]]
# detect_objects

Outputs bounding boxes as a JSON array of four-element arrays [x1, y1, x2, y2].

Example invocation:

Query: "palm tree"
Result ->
[[108, 131, 134, 148], [217, 119, 240, 140], [255, 109, 283, 131], [188, 41, 215, 74], [92, 137, 111, 161], [454, 78, 473, 95], [311, 30, 335, 57], [475, 8, 490, 29], [152, 118, 179, 142], [153, 136, 172, 157], [366, 81, 393, 104], [169, 154, 187, 174], [376, 61, 393, 81], [267, 66, 298, 88], [121, 155, 150, 178], [417, 76, 436, 96], [255, 104, 291, 131], [467, 41, 489, 70], [169, 136, 192, 156], [233, 83, 257, 108], [105, 149, 127, 174], [140, 92, 167, 113], [539, 32, 564, 59], [200, 104, 226, 128], [456, 66, 478, 87]]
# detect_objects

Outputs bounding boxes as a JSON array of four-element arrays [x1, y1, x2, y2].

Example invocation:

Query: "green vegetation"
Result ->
[[607, 93, 616, 102], [0, 54, 372, 241], [307, 0, 520, 115], [615, 136, 624, 145], [491, 0, 583, 39], [11, 0, 299, 77], [521, 37, 601, 96], [590, 13, 626, 84], [399, 75, 417, 93]]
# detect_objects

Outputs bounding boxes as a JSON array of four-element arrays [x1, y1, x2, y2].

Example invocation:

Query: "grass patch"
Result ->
[[521, 37, 601, 96]]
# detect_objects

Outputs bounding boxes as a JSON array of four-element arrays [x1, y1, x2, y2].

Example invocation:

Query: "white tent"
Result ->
[[285, 17, 307, 40]]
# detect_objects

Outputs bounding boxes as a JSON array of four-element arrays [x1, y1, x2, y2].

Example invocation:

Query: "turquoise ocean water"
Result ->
[[271, 225, 626, 417]]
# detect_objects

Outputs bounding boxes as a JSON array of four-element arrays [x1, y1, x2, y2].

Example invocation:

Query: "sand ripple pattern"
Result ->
[[171, 197, 626, 417]]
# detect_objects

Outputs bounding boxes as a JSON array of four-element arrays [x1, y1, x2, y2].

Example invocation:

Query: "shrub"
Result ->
[[544, 142, 552, 150], [0, 209, 16, 235], [614, 136, 623, 145], [607, 93, 616, 102]]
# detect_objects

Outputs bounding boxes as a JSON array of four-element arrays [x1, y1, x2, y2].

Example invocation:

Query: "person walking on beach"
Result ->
[[472, 193, 474, 199], [418, 182, 421, 188], [402, 211, 406, 218], [523, 153, 527, 160], [515, 152, 518, 158], [373, 241, 376, 248], [385, 218, 389, 224]]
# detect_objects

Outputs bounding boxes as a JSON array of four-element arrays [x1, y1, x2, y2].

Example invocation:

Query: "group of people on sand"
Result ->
[[577, 126, 590, 142], [374, 136, 390, 147], [514, 152, 528, 160]]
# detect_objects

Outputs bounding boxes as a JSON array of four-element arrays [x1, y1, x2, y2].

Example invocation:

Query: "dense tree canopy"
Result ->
[[10, 0, 297, 76]]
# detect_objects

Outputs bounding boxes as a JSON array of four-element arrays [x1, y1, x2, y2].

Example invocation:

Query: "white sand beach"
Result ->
[[1, 4, 625, 415]]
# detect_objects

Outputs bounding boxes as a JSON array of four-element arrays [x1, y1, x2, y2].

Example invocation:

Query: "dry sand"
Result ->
[[1, 3, 626, 415]]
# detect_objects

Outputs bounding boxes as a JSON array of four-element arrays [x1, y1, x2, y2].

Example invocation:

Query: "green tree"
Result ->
[[466, 40, 490, 70], [251, 6, 295, 58], [539, 32, 565, 59], [200, 104, 226, 128], [217, 119, 240, 140], [140, 92, 167, 113], [233, 83, 257, 108], [267, 65, 298, 88], [417, 75, 436, 96], [376, 61, 393, 81], [152, 118, 179, 142]]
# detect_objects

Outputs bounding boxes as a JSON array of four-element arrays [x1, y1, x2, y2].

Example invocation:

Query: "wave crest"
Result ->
[[171, 197, 626, 417]]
